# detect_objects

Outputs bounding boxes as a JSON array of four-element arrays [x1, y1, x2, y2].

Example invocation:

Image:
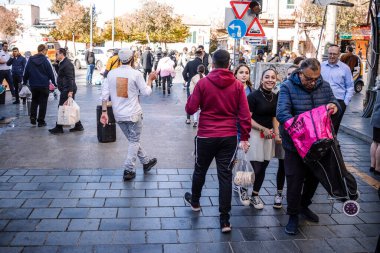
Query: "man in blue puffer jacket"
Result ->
[[276, 58, 340, 235], [7, 47, 26, 104], [23, 44, 57, 127]]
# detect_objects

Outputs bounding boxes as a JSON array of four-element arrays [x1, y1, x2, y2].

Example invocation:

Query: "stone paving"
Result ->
[[0, 69, 379, 253]]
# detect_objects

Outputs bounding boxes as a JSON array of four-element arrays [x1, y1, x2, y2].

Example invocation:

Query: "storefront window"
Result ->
[[287, 0, 295, 9]]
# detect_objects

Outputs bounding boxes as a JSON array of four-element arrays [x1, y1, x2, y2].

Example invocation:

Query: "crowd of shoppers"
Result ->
[[0, 41, 371, 236]]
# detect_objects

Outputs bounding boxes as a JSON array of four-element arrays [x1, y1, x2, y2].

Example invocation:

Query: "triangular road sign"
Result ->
[[246, 17, 266, 37], [230, 1, 250, 19]]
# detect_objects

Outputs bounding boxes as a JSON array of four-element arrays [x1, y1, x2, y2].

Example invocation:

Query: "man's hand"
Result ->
[[239, 141, 250, 153], [148, 71, 157, 82], [100, 113, 109, 127], [327, 103, 338, 115], [275, 135, 282, 144]]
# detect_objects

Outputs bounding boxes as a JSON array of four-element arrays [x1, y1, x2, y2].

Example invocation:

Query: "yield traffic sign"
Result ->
[[246, 17, 265, 37], [230, 1, 250, 19], [227, 19, 247, 39]]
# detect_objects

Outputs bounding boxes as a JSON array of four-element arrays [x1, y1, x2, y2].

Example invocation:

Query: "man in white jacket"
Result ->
[[100, 48, 158, 180]]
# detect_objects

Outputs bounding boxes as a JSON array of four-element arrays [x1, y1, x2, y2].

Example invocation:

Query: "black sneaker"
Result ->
[[184, 192, 201, 211], [48, 126, 64, 134], [123, 170, 136, 181], [220, 221, 232, 233], [285, 215, 299, 235], [13, 100, 20, 104], [69, 124, 84, 132], [30, 118, 36, 125], [300, 207, 319, 222], [38, 122, 47, 127], [143, 158, 157, 173]]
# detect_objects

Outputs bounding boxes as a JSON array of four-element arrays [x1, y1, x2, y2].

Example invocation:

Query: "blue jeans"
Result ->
[[86, 64, 95, 84], [118, 115, 150, 172]]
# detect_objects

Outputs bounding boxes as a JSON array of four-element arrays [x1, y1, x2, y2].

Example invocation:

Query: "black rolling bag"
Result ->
[[96, 105, 116, 143]]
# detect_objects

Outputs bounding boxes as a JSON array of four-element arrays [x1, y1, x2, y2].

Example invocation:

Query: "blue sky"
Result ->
[[3, 0, 230, 25]]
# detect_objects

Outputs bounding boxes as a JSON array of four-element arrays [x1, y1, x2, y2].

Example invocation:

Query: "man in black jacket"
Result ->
[[49, 48, 84, 134], [23, 44, 57, 127], [141, 47, 153, 82], [85, 47, 96, 85], [182, 50, 203, 123], [197, 45, 212, 74]]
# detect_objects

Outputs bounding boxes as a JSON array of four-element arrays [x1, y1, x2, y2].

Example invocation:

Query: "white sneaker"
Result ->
[[273, 194, 283, 209], [250, 195, 264, 209], [236, 186, 250, 206]]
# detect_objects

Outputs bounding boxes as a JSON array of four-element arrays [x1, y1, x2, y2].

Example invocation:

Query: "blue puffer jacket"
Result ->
[[276, 72, 340, 152], [7, 56, 26, 77]]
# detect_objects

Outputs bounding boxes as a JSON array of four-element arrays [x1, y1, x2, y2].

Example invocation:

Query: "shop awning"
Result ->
[[340, 26, 371, 40]]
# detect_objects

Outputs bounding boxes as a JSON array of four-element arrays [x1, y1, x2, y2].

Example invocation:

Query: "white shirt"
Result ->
[[0, 50, 11, 70], [101, 65, 152, 122]]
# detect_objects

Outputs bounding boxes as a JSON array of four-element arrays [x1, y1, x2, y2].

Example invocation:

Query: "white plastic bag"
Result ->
[[19, 85, 32, 98], [233, 149, 255, 187], [48, 92, 54, 102], [57, 97, 80, 126]]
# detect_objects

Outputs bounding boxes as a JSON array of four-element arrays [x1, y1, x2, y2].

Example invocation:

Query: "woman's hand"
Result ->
[[263, 128, 273, 139]]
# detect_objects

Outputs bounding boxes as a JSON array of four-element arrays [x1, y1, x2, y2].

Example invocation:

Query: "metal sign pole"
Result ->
[[234, 39, 241, 67]]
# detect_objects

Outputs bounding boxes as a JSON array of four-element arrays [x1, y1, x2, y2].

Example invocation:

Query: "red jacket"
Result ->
[[185, 68, 251, 141]]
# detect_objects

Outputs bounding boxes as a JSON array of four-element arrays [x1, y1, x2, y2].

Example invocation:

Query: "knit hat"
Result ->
[[118, 48, 134, 63]]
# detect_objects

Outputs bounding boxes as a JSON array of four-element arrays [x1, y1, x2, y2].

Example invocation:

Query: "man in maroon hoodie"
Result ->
[[184, 49, 251, 233]]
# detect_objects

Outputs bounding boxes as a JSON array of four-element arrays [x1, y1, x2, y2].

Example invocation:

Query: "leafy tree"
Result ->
[[49, 0, 80, 15], [299, 0, 369, 33], [0, 6, 23, 42], [133, 0, 189, 44], [102, 16, 144, 42], [49, 2, 91, 45]]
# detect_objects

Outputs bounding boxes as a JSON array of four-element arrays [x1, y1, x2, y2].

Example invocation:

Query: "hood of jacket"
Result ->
[[206, 68, 237, 89], [29, 54, 47, 66], [288, 71, 324, 92]]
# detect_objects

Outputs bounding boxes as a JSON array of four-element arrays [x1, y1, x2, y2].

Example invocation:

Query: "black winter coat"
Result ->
[[182, 57, 203, 82], [56, 57, 76, 92], [141, 51, 153, 70]]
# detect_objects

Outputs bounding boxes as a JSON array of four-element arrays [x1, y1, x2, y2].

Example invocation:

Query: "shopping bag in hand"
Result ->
[[19, 85, 32, 98], [233, 149, 255, 187], [57, 97, 80, 125]]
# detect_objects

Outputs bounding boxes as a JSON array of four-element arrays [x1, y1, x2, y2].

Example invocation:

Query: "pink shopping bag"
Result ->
[[284, 105, 334, 161]]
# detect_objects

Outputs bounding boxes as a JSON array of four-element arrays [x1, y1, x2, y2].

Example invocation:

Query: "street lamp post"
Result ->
[[112, 0, 115, 48], [90, 3, 93, 48]]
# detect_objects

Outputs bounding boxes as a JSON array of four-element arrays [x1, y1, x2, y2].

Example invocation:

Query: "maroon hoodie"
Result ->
[[185, 68, 251, 141]]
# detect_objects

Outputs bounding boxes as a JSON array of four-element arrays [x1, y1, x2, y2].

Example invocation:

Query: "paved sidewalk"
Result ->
[[340, 91, 372, 144], [0, 70, 379, 252]]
